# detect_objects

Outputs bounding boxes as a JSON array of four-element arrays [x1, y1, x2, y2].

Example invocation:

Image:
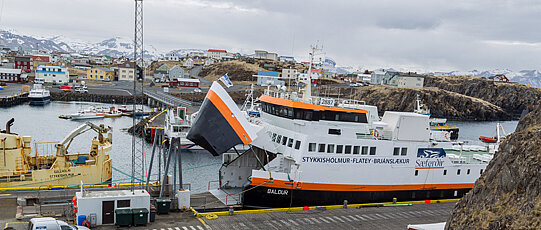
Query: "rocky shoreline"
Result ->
[[50, 92, 147, 105], [445, 105, 541, 229]]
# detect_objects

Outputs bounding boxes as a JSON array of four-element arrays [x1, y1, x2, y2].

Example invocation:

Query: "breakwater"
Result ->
[[50, 92, 147, 105], [0, 92, 28, 107]]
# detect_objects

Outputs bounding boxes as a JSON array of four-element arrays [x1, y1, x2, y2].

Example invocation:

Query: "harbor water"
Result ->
[[0, 101, 221, 193], [1, 102, 519, 192]]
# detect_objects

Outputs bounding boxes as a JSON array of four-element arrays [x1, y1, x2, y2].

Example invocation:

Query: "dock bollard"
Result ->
[[393, 197, 397, 204], [228, 206, 234, 215], [343, 200, 348, 209]]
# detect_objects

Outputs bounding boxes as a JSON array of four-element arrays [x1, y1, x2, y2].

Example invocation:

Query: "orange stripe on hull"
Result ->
[[416, 167, 445, 169], [206, 90, 252, 144], [259, 94, 368, 114], [251, 177, 474, 192]]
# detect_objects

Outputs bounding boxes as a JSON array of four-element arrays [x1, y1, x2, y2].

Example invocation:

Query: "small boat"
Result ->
[[104, 106, 123, 118], [28, 84, 50, 105], [134, 110, 151, 117], [71, 107, 105, 120], [59, 115, 72, 119], [118, 105, 133, 113], [479, 136, 497, 143]]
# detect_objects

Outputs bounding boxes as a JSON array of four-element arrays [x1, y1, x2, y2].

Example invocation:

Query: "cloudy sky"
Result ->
[[2, 0, 541, 72]]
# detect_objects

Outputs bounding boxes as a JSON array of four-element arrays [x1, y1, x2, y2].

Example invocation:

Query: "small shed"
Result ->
[[75, 189, 150, 226]]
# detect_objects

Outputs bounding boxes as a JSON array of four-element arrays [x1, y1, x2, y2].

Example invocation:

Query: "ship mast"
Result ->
[[302, 45, 318, 101]]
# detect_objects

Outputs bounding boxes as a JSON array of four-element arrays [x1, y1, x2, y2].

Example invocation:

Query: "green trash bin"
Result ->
[[155, 199, 171, 214], [132, 208, 149, 226], [115, 208, 133, 227]]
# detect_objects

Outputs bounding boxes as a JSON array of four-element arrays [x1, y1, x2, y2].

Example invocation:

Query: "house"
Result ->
[[397, 73, 424, 88], [183, 58, 194, 68], [207, 49, 228, 60], [0, 68, 25, 83], [256, 70, 283, 86], [168, 78, 200, 88], [118, 62, 135, 81], [371, 69, 386, 84], [14, 56, 32, 72], [382, 71, 401, 86], [204, 58, 215, 66], [254, 50, 278, 61], [169, 65, 186, 79], [278, 56, 296, 63], [163, 53, 180, 62], [71, 62, 93, 70], [189, 51, 205, 58], [193, 57, 203, 66], [153, 64, 170, 80], [32, 55, 50, 69], [281, 69, 298, 80], [87, 67, 114, 81], [35, 65, 69, 84]]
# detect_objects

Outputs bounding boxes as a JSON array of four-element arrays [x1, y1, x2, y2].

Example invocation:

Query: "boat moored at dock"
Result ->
[[28, 84, 50, 105]]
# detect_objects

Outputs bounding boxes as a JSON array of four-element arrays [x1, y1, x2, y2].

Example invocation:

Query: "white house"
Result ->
[[164, 53, 180, 62], [281, 68, 298, 80], [255, 50, 278, 61], [397, 75, 424, 88], [169, 65, 186, 79], [183, 58, 194, 68], [207, 49, 228, 60], [371, 69, 386, 85], [118, 62, 135, 81], [278, 56, 295, 63], [204, 58, 215, 66], [35, 64, 69, 84]]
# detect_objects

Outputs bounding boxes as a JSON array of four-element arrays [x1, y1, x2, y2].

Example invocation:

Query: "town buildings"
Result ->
[[0, 68, 25, 83], [14, 56, 32, 71], [87, 67, 114, 81], [207, 49, 228, 60], [118, 62, 135, 81]]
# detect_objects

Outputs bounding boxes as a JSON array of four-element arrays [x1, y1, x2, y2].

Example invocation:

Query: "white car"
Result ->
[[29, 217, 90, 230], [194, 88, 202, 93]]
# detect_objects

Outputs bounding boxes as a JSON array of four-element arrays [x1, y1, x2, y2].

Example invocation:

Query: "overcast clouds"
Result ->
[[2, 0, 541, 72]]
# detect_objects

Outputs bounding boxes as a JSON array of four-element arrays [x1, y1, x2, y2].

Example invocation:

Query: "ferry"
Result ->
[[0, 119, 113, 188], [70, 107, 105, 120], [28, 84, 50, 105], [187, 47, 493, 208]]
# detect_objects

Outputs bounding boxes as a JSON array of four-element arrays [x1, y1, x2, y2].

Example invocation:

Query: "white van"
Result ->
[[28, 217, 90, 230], [34, 78, 45, 84]]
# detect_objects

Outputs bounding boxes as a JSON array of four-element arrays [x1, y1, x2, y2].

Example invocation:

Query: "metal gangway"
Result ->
[[144, 90, 193, 107]]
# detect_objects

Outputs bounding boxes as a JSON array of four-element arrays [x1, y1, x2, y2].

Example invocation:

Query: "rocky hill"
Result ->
[[424, 75, 541, 117], [445, 106, 541, 229], [199, 60, 265, 82], [322, 85, 511, 121]]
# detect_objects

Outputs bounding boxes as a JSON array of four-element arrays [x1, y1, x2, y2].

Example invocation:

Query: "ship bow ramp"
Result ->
[[187, 82, 257, 156]]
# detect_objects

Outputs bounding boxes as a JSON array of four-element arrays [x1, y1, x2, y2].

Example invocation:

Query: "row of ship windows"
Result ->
[[308, 143, 377, 155], [414, 168, 484, 176], [271, 133, 302, 150]]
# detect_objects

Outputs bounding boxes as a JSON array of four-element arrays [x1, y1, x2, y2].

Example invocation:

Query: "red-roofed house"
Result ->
[[208, 49, 228, 60]]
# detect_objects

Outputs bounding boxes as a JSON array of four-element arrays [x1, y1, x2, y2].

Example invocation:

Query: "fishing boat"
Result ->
[[28, 84, 50, 105], [70, 107, 105, 120], [118, 105, 133, 113], [104, 107, 123, 118], [0, 118, 113, 188], [187, 47, 493, 208]]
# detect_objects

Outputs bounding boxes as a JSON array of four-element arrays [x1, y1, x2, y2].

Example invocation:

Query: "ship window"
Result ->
[[336, 145, 343, 154], [328, 129, 341, 135], [393, 147, 400, 156], [304, 111, 313, 120], [308, 143, 316, 152], [282, 136, 288, 145], [457, 169, 461, 175], [353, 146, 360, 154], [467, 169, 470, 175], [294, 141, 301, 150], [276, 135, 282, 143], [415, 170, 419, 176], [117, 200, 130, 208], [443, 170, 447, 175], [344, 145, 352, 154], [287, 108, 294, 118], [287, 138, 294, 148], [401, 148, 408, 156], [327, 144, 335, 153], [318, 144, 326, 152], [369, 147, 376, 155], [361, 146, 368, 155]]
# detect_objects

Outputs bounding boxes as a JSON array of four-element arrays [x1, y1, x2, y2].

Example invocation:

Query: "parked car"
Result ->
[[194, 88, 202, 93], [28, 217, 90, 230], [75, 86, 88, 93]]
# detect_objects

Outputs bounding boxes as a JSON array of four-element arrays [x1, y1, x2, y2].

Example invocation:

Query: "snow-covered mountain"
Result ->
[[0, 29, 161, 59], [426, 69, 541, 88]]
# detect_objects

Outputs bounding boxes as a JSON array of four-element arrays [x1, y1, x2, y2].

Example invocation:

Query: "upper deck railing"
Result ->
[[263, 89, 368, 110]]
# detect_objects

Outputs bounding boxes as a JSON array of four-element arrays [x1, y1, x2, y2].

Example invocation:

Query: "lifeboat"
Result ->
[[479, 136, 497, 143]]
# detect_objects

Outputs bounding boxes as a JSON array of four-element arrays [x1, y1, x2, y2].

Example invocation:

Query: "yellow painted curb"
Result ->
[[195, 198, 460, 217]]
